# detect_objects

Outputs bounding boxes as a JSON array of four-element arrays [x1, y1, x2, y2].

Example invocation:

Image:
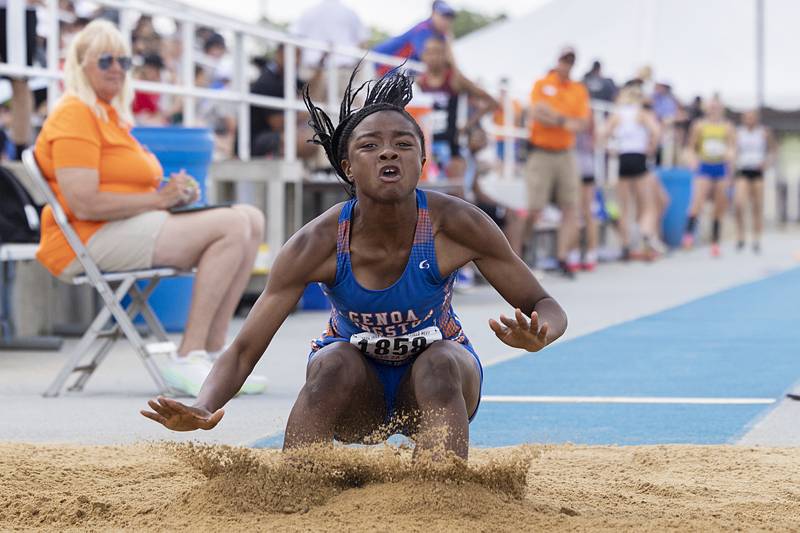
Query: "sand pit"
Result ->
[[1, 442, 799, 531]]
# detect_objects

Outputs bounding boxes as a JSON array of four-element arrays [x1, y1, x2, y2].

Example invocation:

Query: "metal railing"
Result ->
[[1, 0, 424, 164]]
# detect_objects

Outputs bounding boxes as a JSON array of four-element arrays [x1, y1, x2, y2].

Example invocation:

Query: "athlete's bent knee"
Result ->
[[306, 348, 365, 400], [412, 349, 462, 406]]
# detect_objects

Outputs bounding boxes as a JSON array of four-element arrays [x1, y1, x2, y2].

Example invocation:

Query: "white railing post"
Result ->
[[593, 106, 606, 184], [326, 44, 338, 113], [283, 43, 297, 162], [502, 82, 514, 180], [46, 0, 60, 111], [234, 31, 250, 161], [181, 20, 196, 126], [6, 0, 26, 68]]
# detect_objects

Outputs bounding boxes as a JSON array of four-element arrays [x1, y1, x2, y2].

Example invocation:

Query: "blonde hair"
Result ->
[[617, 84, 644, 106], [63, 19, 134, 125]]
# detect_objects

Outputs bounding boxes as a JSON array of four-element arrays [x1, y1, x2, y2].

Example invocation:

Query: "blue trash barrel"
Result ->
[[131, 127, 214, 332], [658, 167, 693, 248]]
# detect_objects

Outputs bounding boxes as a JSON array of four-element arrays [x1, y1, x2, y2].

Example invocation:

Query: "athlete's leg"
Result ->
[[733, 176, 749, 245], [616, 179, 633, 250], [394, 340, 481, 460], [581, 183, 599, 262], [751, 179, 764, 247], [633, 173, 656, 239], [684, 177, 711, 244], [284, 343, 386, 449], [711, 179, 729, 240]]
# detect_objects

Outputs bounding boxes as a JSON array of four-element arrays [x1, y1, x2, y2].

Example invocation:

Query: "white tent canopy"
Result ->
[[453, 0, 799, 110]]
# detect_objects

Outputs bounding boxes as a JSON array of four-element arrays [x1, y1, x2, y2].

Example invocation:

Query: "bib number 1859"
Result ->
[[350, 326, 443, 363]]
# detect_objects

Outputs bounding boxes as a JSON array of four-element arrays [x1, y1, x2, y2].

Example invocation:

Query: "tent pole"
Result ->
[[755, 0, 765, 110]]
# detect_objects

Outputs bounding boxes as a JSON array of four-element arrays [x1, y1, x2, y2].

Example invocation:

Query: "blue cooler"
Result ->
[[658, 167, 693, 248], [131, 127, 214, 332]]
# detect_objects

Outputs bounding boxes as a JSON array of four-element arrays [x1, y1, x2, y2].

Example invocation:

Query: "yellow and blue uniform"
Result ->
[[697, 122, 729, 180], [310, 189, 483, 420]]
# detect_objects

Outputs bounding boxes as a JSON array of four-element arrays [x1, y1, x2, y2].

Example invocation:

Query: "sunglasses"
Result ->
[[97, 53, 132, 71]]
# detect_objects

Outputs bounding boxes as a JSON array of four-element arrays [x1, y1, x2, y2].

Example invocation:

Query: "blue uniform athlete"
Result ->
[[141, 67, 568, 460]]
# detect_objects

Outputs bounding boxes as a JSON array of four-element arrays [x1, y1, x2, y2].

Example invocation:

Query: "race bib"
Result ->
[[702, 138, 727, 159], [429, 110, 449, 135], [350, 326, 443, 363]]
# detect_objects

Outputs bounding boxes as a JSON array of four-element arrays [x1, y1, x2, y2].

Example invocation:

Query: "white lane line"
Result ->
[[481, 395, 777, 405]]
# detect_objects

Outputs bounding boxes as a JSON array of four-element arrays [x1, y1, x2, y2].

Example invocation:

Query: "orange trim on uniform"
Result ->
[[33, 96, 163, 276], [528, 71, 590, 151]]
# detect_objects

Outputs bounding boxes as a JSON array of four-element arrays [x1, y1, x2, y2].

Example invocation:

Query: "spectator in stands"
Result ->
[[33, 20, 266, 396], [524, 45, 590, 278], [372, 0, 456, 74], [582, 60, 617, 103], [132, 15, 161, 56], [290, 0, 369, 102], [132, 53, 166, 125], [417, 37, 498, 178], [249, 43, 323, 161]]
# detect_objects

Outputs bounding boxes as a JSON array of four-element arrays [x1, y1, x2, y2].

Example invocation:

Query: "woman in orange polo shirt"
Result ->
[[34, 20, 265, 397]]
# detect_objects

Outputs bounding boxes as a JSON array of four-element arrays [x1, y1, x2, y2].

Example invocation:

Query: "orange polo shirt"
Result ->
[[34, 96, 162, 276], [529, 71, 590, 150]]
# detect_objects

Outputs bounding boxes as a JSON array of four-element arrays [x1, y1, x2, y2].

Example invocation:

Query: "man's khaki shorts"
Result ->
[[524, 148, 580, 212], [58, 210, 169, 282]]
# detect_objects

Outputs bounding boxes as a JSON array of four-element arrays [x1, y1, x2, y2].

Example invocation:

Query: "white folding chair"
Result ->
[[22, 149, 187, 397]]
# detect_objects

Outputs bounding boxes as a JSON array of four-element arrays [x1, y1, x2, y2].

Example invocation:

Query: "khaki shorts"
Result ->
[[58, 210, 169, 282], [525, 148, 580, 212]]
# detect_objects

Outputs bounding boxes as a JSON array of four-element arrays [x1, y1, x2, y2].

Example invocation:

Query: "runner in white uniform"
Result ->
[[601, 84, 662, 260], [734, 110, 776, 253]]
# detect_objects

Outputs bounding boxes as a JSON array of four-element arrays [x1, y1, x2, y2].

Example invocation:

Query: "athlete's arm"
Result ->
[[765, 128, 778, 169], [686, 121, 701, 168], [432, 194, 567, 351], [642, 110, 661, 156]]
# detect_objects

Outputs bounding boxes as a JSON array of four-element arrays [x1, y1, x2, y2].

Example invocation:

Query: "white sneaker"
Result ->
[[158, 351, 213, 397], [203, 348, 268, 395]]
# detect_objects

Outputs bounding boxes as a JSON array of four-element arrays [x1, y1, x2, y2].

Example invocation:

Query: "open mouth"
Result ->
[[380, 165, 401, 180]]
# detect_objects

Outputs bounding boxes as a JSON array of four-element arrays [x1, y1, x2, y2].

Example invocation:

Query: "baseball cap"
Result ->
[[558, 45, 576, 62], [433, 0, 456, 17]]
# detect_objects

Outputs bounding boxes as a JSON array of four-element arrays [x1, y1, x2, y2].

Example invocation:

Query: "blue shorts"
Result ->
[[308, 340, 483, 426], [697, 162, 727, 180]]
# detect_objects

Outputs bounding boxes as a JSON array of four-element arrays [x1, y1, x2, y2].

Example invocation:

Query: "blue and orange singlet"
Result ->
[[309, 189, 482, 418]]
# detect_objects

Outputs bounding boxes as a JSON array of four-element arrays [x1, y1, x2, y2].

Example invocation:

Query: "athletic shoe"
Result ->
[[620, 247, 631, 262], [753, 242, 761, 254], [159, 351, 213, 397], [681, 234, 694, 250], [736, 240, 745, 252], [558, 260, 577, 279], [710, 243, 721, 258], [581, 261, 597, 272]]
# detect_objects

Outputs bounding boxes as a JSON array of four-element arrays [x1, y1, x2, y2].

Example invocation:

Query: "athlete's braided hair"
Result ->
[[303, 63, 425, 197]]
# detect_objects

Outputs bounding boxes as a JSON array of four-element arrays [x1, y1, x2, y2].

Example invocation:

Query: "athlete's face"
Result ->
[[342, 111, 425, 202], [742, 110, 759, 127], [421, 39, 447, 71]]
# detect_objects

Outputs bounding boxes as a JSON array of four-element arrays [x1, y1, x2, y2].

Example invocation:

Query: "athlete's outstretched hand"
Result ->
[[489, 308, 550, 352], [140, 396, 224, 432]]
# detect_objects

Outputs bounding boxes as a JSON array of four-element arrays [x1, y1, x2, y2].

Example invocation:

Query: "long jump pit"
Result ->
[[1, 442, 799, 531]]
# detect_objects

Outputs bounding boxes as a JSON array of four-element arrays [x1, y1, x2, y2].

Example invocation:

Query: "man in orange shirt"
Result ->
[[525, 45, 590, 278]]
